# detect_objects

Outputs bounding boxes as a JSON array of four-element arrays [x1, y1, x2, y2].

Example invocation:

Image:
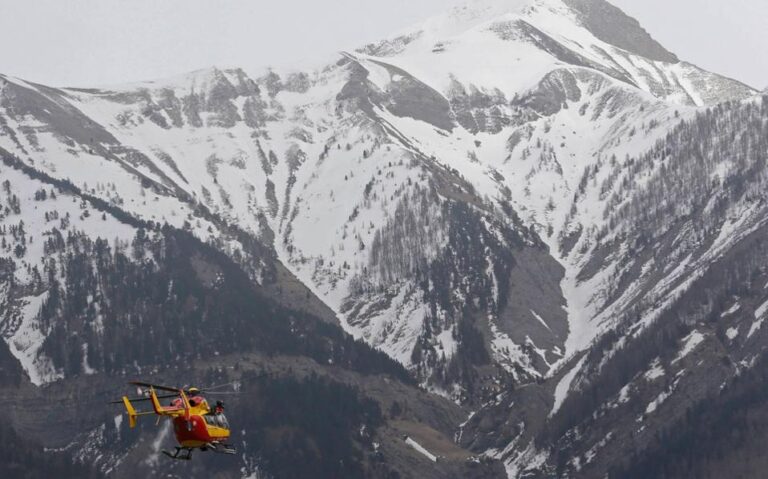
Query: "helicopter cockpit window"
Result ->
[[219, 414, 229, 429], [204, 413, 229, 429]]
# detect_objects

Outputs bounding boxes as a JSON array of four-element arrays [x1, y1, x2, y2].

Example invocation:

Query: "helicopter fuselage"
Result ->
[[166, 395, 231, 448], [172, 413, 230, 448]]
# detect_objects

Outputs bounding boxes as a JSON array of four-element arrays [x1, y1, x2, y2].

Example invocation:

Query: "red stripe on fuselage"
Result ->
[[172, 415, 228, 445]]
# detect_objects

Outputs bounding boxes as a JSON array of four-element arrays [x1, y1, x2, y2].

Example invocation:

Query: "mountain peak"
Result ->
[[423, 0, 534, 37], [432, 0, 678, 62], [352, 0, 752, 106], [382, 0, 676, 66]]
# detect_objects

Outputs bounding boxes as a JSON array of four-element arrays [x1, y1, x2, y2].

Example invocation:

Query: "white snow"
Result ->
[[82, 343, 97, 375], [489, 316, 539, 380], [501, 443, 549, 479], [644, 358, 665, 382], [645, 390, 670, 414], [617, 384, 631, 404], [404, 437, 437, 462], [726, 327, 739, 340], [755, 299, 768, 320], [339, 284, 433, 367], [0, 163, 139, 385], [721, 302, 741, 317], [4, 291, 61, 386], [748, 318, 764, 339], [747, 300, 768, 339], [530, 310, 552, 331], [582, 432, 613, 467], [550, 354, 587, 417], [436, 327, 458, 359], [672, 330, 705, 364]]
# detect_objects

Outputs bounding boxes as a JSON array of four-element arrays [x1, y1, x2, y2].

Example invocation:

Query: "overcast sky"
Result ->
[[0, 0, 766, 89]]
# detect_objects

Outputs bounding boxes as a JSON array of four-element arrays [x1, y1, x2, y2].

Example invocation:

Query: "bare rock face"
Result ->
[[563, 0, 679, 63], [374, 61, 456, 132]]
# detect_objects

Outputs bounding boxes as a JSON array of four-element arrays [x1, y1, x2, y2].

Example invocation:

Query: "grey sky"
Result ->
[[0, 0, 765, 89], [611, 0, 768, 89]]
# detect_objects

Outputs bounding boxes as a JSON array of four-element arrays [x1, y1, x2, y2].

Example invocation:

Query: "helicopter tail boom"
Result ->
[[122, 396, 138, 428]]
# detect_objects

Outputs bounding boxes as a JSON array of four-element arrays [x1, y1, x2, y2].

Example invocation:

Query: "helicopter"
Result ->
[[112, 381, 238, 460]]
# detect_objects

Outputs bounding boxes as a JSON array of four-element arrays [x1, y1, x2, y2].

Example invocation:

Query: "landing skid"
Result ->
[[209, 441, 237, 455], [161, 443, 236, 460], [162, 447, 193, 460]]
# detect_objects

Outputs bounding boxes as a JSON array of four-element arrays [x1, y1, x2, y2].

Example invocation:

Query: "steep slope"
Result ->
[[461, 95, 768, 477], [0, 49, 567, 400], [0, 0, 759, 405], [0, 148, 503, 478]]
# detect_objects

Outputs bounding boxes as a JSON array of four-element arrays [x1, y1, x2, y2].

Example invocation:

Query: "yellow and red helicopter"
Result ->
[[112, 381, 238, 460]]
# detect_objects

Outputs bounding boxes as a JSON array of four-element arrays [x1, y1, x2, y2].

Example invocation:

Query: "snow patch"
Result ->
[[617, 384, 631, 404], [4, 291, 62, 386], [530, 310, 552, 332], [489, 316, 539, 380], [436, 327, 457, 360], [82, 343, 97, 375], [748, 318, 764, 339], [550, 354, 587, 417], [644, 358, 665, 381], [672, 330, 704, 364], [645, 390, 670, 414], [502, 443, 549, 479], [756, 299, 768, 320], [404, 436, 437, 462], [721, 302, 741, 317], [582, 432, 613, 468], [747, 301, 768, 339]]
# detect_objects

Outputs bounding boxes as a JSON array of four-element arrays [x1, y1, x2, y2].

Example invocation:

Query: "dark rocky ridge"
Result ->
[[563, 0, 679, 63]]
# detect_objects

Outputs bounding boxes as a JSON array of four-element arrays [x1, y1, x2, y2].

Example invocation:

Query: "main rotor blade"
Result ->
[[109, 393, 178, 404], [201, 382, 237, 391], [129, 381, 180, 393]]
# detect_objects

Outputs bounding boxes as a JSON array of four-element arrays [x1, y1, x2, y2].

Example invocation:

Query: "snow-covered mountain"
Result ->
[[1, 0, 766, 477]]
